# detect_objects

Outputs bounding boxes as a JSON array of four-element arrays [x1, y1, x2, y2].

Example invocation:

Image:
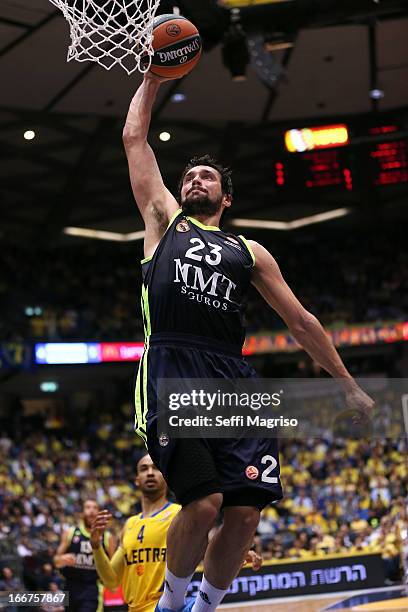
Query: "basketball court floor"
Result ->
[[220, 587, 408, 612]]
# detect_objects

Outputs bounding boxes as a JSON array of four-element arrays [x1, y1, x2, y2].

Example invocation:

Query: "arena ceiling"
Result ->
[[1, 0, 408, 245]]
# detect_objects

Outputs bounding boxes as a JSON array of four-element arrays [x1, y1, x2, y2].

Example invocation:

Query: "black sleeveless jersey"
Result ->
[[61, 521, 109, 584], [141, 211, 255, 351]]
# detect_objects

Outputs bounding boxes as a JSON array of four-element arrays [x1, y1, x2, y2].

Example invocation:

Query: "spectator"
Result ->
[[39, 582, 65, 612], [0, 566, 23, 591]]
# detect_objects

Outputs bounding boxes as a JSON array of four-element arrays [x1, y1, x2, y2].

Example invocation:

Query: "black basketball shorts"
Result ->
[[66, 582, 102, 612], [135, 333, 283, 509]]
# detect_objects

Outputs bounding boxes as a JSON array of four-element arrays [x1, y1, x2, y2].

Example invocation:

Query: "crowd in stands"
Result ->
[[256, 437, 407, 582], [1, 244, 143, 342], [1, 226, 407, 342], [0, 401, 406, 590], [245, 227, 408, 334]]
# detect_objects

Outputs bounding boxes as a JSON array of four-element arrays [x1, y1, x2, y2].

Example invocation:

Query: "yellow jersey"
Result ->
[[121, 502, 181, 612]]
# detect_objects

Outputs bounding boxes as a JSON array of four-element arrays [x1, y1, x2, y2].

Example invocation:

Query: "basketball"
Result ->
[[144, 14, 202, 79]]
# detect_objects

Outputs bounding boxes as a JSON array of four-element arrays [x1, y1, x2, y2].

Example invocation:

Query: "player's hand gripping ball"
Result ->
[[142, 14, 202, 79]]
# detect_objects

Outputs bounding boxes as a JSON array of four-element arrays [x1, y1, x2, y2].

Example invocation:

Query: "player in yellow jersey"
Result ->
[[90, 454, 178, 612], [90, 454, 261, 612]]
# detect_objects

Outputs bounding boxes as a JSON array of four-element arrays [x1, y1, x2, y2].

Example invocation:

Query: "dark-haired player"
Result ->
[[54, 499, 115, 612], [123, 74, 374, 612]]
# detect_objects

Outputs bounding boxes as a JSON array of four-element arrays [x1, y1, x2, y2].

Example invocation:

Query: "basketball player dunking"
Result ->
[[123, 74, 374, 612], [54, 499, 115, 612]]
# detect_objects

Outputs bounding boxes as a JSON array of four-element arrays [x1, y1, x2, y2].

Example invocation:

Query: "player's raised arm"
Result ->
[[90, 511, 125, 591], [123, 75, 179, 255], [249, 240, 374, 417]]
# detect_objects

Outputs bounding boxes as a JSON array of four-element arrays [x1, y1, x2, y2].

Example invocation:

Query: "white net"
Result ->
[[49, 0, 161, 75]]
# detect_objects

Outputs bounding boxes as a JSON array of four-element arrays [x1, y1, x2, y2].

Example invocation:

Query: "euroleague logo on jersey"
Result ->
[[159, 433, 169, 447], [166, 23, 181, 37], [245, 465, 259, 480], [176, 221, 190, 232]]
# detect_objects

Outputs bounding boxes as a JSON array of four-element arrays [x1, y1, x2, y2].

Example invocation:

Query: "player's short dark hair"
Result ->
[[178, 154, 233, 200]]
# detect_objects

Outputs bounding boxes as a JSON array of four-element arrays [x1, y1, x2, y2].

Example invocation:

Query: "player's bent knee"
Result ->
[[185, 492, 222, 529], [224, 506, 260, 534]]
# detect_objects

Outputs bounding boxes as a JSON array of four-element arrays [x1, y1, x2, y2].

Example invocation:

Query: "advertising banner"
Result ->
[[187, 553, 385, 603]]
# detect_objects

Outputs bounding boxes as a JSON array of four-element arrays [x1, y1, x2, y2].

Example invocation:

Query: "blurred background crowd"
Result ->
[[0, 402, 406, 591]]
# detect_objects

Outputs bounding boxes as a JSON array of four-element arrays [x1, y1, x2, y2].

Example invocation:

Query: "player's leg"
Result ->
[[192, 498, 263, 612], [166, 493, 222, 576], [190, 434, 282, 612], [156, 439, 223, 611], [159, 492, 222, 610], [142, 345, 223, 611], [203, 504, 260, 587]]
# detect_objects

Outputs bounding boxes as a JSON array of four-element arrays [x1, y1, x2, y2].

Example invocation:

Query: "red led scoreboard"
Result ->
[[273, 121, 408, 192]]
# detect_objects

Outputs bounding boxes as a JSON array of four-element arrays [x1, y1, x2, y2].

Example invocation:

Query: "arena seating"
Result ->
[[2, 227, 407, 342], [0, 405, 405, 586]]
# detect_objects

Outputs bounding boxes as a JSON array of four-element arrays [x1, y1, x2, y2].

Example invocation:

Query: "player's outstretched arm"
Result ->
[[90, 511, 125, 591], [123, 74, 179, 257], [249, 240, 374, 418], [107, 532, 117, 559]]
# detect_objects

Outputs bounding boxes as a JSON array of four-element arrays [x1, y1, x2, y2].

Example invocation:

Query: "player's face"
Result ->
[[135, 455, 166, 495], [181, 165, 228, 216], [83, 500, 99, 525]]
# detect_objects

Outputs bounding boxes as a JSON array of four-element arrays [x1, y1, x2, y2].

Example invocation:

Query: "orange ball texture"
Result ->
[[147, 14, 202, 79]]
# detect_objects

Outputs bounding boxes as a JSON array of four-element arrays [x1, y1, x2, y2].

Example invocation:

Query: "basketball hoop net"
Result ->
[[49, 0, 161, 75]]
